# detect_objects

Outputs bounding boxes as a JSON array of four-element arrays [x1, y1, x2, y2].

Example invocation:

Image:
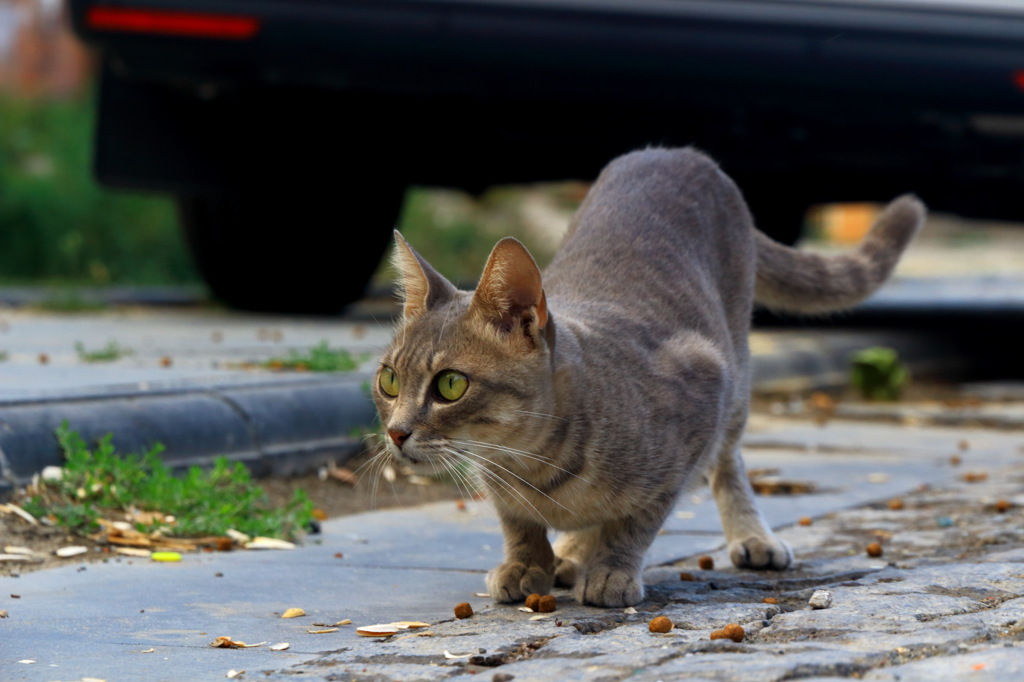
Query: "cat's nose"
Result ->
[[388, 429, 411, 448]]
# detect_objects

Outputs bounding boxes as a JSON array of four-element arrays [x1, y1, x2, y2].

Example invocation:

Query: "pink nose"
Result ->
[[388, 429, 410, 448]]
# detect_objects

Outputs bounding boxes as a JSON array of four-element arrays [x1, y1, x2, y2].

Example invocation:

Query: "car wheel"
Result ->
[[177, 186, 405, 315]]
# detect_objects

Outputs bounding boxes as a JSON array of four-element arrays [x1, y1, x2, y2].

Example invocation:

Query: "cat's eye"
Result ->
[[379, 365, 400, 397], [436, 370, 468, 401]]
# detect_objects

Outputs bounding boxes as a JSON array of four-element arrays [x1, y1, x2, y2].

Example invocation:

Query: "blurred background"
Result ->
[[1, 0, 1022, 302]]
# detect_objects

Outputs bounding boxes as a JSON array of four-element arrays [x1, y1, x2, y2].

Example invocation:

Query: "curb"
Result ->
[[0, 374, 376, 498]]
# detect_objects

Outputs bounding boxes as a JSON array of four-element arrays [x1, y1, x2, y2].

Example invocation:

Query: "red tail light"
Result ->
[[86, 6, 260, 40]]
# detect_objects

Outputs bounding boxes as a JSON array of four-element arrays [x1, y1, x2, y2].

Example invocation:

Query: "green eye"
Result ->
[[436, 370, 468, 401], [379, 365, 400, 397]]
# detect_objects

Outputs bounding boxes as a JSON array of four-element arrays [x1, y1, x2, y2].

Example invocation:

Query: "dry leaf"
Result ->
[[281, 608, 305, 619], [356, 620, 430, 637], [139, 648, 155, 654], [390, 621, 430, 629], [356, 624, 400, 637], [209, 636, 265, 649], [226, 529, 251, 544], [4, 546, 36, 556], [306, 628, 338, 634], [114, 547, 152, 558], [517, 607, 533, 613], [55, 545, 88, 558], [327, 466, 359, 486], [245, 537, 296, 550], [334, 619, 352, 626], [269, 643, 290, 651], [1, 503, 39, 525]]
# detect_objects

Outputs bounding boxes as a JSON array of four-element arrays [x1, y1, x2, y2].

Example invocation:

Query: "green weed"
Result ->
[[851, 347, 909, 401], [265, 341, 362, 372], [22, 425, 313, 540], [35, 290, 108, 312], [75, 340, 132, 363]]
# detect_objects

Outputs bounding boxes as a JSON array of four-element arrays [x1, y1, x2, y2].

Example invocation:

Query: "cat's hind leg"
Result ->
[[709, 417, 793, 570]]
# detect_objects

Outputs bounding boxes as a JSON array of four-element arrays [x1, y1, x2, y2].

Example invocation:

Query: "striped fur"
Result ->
[[373, 147, 923, 607]]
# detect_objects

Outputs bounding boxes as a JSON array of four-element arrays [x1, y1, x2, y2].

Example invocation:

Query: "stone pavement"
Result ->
[[3, 409, 1023, 681]]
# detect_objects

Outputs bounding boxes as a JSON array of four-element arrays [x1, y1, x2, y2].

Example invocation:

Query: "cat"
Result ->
[[371, 147, 924, 607]]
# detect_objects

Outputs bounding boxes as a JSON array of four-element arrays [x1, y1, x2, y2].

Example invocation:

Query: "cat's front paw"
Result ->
[[486, 562, 554, 603], [575, 566, 644, 607], [729, 535, 793, 570]]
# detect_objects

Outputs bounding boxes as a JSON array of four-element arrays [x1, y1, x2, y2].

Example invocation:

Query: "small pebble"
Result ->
[[962, 472, 988, 483], [648, 616, 673, 633], [798, 517, 813, 526], [525, 594, 541, 611], [762, 597, 778, 604], [809, 590, 833, 609], [887, 498, 904, 510], [678, 572, 695, 581], [866, 542, 884, 558], [994, 499, 1012, 513], [949, 455, 962, 466], [937, 515, 954, 528], [698, 555, 714, 570], [454, 602, 473, 619]]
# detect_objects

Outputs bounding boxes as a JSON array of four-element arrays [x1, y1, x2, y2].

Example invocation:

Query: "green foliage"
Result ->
[[75, 340, 133, 363], [265, 340, 361, 372], [24, 425, 313, 540], [850, 347, 909, 401], [0, 93, 198, 285]]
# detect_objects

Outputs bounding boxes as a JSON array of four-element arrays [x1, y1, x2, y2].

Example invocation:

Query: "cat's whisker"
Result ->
[[451, 439, 589, 484], [514, 410, 569, 423], [437, 452, 480, 506], [445, 447, 552, 525], [449, 445, 575, 517], [364, 445, 392, 511]]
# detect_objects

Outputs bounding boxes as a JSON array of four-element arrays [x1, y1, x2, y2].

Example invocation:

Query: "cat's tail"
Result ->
[[753, 194, 925, 314]]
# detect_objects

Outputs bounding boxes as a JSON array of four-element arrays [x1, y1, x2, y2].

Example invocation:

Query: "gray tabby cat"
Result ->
[[372, 147, 924, 607]]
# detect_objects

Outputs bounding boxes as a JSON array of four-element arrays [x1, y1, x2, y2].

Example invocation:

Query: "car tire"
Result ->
[[177, 186, 406, 315]]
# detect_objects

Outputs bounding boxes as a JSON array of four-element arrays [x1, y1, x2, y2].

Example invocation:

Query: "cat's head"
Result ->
[[372, 232, 555, 475]]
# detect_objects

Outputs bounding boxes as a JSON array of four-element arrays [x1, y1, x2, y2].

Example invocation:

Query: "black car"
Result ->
[[67, 0, 1024, 313]]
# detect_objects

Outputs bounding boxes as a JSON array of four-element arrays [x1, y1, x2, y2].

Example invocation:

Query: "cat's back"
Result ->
[[543, 147, 756, 332]]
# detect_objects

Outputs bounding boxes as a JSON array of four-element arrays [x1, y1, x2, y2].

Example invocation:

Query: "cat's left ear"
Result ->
[[471, 237, 549, 342], [392, 231, 458, 321]]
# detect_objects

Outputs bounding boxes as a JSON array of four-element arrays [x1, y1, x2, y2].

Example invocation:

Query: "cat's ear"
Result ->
[[471, 237, 549, 341], [392, 231, 458, 320]]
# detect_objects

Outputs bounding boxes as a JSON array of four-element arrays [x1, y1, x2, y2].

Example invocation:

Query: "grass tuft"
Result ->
[[22, 424, 313, 541]]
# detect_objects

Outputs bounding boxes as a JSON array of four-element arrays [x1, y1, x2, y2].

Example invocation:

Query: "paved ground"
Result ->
[[2, 286, 1023, 681], [3, 393, 1024, 681]]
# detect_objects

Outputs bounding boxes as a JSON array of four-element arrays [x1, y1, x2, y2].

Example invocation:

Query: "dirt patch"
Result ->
[[1, 449, 462, 576]]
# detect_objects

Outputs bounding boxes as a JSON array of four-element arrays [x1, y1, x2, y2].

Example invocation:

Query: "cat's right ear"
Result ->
[[392, 231, 458, 321]]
